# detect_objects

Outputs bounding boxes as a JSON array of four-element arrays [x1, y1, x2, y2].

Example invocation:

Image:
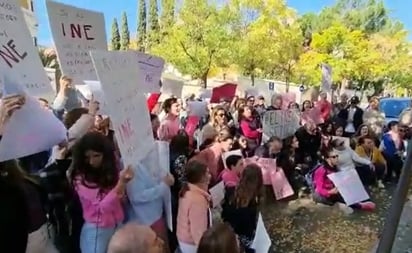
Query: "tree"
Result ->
[[111, 18, 121, 50], [152, 0, 235, 87], [160, 0, 175, 33], [120, 12, 130, 50], [137, 0, 147, 52], [147, 0, 160, 49]]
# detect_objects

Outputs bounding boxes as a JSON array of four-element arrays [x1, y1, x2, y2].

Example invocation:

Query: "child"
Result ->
[[221, 155, 243, 187]]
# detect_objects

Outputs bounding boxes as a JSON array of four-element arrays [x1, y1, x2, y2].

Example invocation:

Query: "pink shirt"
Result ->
[[313, 165, 335, 198], [220, 169, 240, 187], [177, 184, 211, 245], [158, 114, 180, 142], [74, 178, 124, 228], [190, 144, 223, 185]]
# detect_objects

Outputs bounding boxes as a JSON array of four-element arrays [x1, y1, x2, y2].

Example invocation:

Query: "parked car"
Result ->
[[379, 97, 412, 125]]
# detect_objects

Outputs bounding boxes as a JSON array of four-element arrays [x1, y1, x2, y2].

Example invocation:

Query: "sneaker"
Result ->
[[337, 203, 354, 215], [377, 180, 385, 189], [359, 201, 376, 211]]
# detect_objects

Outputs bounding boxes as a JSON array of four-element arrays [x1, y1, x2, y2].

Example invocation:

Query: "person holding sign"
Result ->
[[70, 132, 134, 253], [312, 148, 376, 214], [0, 94, 26, 137]]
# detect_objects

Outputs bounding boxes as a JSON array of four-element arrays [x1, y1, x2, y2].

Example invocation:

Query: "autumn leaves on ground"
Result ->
[[261, 186, 395, 253]]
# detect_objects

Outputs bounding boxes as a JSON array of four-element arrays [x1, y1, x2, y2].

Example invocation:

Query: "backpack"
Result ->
[[304, 163, 322, 193]]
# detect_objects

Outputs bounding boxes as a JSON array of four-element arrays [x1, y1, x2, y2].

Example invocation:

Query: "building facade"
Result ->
[[20, 0, 38, 46]]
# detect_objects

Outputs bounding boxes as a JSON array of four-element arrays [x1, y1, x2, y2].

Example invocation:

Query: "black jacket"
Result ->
[[295, 127, 321, 165], [337, 106, 364, 131]]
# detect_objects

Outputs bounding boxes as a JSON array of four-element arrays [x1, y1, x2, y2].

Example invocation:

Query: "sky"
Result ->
[[35, 0, 412, 46]]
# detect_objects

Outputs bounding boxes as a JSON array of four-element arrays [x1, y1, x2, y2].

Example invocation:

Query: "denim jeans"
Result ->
[[80, 223, 118, 253]]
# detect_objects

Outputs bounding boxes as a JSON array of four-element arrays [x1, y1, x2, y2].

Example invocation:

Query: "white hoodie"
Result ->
[[334, 147, 371, 171]]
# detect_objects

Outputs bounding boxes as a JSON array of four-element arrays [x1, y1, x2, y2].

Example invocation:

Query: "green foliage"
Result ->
[[137, 0, 147, 52], [120, 12, 130, 50], [160, 0, 175, 31], [147, 0, 160, 49], [111, 18, 121, 50], [152, 0, 235, 86]]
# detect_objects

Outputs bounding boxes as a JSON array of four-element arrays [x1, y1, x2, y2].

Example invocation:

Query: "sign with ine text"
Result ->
[[90, 50, 155, 166], [0, 0, 54, 99], [46, 0, 107, 84]]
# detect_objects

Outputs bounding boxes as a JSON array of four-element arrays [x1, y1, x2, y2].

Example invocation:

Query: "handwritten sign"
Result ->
[[135, 51, 164, 93], [209, 181, 225, 208], [252, 213, 271, 253], [46, 0, 107, 83], [0, 0, 54, 99], [262, 110, 300, 141], [91, 50, 154, 166], [328, 169, 369, 206], [244, 157, 276, 185], [0, 75, 66, 161], [156, 140, 170, 176]]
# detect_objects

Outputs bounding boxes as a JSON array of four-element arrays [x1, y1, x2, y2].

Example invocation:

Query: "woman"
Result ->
[[231, 134, 249, 157], [313, 148, 376, 214], [301, 100, 313, 112], [239, 105, 262, 156], [222, 165, 263, 253], [71, 132, 134, 253], [177, 161, 212, 253], [201, 106, 229, 144], [363, 96, 385, 137], [158, 97, 181, 142], [334, 124, 345, 137], [330, 138, 374, 186], [231, 98, 247, 128], [288, 102, 299, 110], [191, 129, 233, 186], [168, 131, 191, 252], [197, 223, 240, 253], [352, 124, 379, 148], [381, 121, 405, 182]]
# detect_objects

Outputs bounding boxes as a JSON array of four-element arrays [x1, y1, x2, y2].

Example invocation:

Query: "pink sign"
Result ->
[[301, 107, 323, 125], [244, 157, 276, 185], [281, 92, 297, 109], [270, 168, 294, 200]]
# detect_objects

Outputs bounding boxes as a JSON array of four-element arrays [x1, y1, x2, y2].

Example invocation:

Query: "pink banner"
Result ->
[[271, 168, 294, 200], [301, 107, 323, 125], [281, 92, 297, 109]]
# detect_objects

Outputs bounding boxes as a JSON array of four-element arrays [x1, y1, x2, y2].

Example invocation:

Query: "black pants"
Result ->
[[383, 155, 403, 181], [355, 165, 385, 186], [313, 192, 362, 209]]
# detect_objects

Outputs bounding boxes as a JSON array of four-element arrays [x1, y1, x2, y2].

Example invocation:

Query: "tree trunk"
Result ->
[[251, 73, 255, 86], [201, 71, 208, 89], [285, 75, 290, 93]]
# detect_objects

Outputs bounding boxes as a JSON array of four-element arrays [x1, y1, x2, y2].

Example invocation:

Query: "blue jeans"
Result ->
[[80, 223, 118, 253]]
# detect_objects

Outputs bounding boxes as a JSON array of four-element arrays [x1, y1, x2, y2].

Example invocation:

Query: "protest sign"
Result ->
[[328, 169, 370, 206], [135, 51, 165, 93], [281, 92, 297, 109], [0, 75, 66, 161], [46, 0, 107, 84], [156, 140, 170, 176], [270, 168, 294, 200], [91, 50, 155, 166], [0, 0, 54, 99], [262, 110, 300, 140], [252, 213, 271, 253], [210, 83, 237, 103], [161, 77, 183, 98], [187, 101, 208, 117], [209, 181, 225, 208]]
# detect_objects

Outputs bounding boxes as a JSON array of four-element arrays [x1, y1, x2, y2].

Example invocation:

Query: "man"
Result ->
[[266, 94, 282, 111], [295, 121, 321, 167], [108, 223, 164, 253], [337, 96, 363, 137], [254, 95, 266, 116]]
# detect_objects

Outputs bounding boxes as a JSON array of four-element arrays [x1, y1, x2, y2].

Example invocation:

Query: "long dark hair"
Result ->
[[170, 130, 190, 156], [232, 164, 263, 208], [197, 223, 240, 253], [70, 132, 118, 190], [179, 161, 208, 198]]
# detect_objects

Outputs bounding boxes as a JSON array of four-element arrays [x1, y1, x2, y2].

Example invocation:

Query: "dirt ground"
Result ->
[[260, 184, 406, 253]]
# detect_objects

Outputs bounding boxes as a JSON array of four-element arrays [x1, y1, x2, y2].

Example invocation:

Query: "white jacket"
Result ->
[[334, 147, 371, 171]]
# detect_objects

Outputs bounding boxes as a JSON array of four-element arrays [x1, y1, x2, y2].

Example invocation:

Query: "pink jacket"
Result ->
[[177, 184, 211, 245], [313, 165, 335, 198], [74, 178, 124, 228], [316, 100, 332, 122], [220, 169, 240, 187], [158, 114, 180, 142], [190, 144, 223, 184]]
